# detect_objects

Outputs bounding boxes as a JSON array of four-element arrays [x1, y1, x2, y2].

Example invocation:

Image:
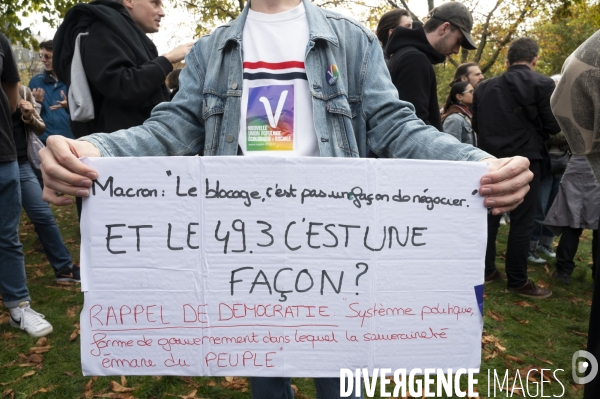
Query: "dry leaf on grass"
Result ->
[[510, 315, 529, 325], [570, 297, 583, 305], [533, 355, 553, 365], [506, 355, 525, 364], [66, 306, 79, 318], [494, 341, 506, 352], [63, 372, 75, 377], [35, 337, 48, 347], [486, 310, 504, 322], [205, 380, 216, 387], [69, 328, 79, 342], [120, 376, 127, 387], [544, 265, 551, 275], [84, 377, 97, 399], [2, 388, 14, 398], [536, 280, 549, 288], [572, 331, 588, 338], [110, 381, 133, 393], [27, 346, 51, 354], [27, 386, 54, 398], [22, 371, 35, 378], [28, 354, 43, 364], [514, 300, 533, 308]]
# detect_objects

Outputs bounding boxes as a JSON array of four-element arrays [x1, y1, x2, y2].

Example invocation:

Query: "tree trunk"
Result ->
[[428, 0, 435, 11]]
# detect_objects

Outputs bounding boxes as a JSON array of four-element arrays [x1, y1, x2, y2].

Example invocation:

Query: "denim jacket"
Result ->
[[83, 0, 491, 162]]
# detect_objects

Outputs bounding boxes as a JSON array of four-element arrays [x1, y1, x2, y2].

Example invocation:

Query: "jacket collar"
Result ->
[[43, 70, 58, 84], [219, 0, 339, 50]]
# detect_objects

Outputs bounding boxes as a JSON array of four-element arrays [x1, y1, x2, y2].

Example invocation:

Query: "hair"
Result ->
[[449, 62, 478, 87], [423, 17, 457, 34], [376, 8, 411, 48], [166, 69, 182, 90], [113, 0, 124, 4], [39, 40, 53, 52], [507, 37, 539, 65], [443, 81, 470, 113]]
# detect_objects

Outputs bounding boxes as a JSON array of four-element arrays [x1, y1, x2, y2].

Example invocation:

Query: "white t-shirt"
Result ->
[[238, 3, 318, 157]]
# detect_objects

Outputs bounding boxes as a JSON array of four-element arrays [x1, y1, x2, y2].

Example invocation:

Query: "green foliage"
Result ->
[[0, 0, 85, 48]]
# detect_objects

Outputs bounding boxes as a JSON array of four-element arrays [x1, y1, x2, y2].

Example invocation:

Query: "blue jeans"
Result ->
[[19, 162, 72, 273], [531, 173, 561, 244], [250, 376, 362, 399], [0, 161, 31, 308]]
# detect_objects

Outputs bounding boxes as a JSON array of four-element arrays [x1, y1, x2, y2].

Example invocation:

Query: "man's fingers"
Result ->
[[41, 170, 91, 197], [485, 184, 530, 213], [39, 137, 98, 182], [42, 185, 75, 206]]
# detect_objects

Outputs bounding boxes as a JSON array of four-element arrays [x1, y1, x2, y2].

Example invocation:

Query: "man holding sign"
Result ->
[[40, 0, 531, 397]]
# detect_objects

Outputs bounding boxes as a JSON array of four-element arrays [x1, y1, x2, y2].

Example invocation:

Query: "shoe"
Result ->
[[508, 279, 552, 299], [485, 269, 505, 284], [55, 264, 81, 283], [552, 271, 571, 284], [499, 217, 507, 226], [527, 251, 546, 264], [538, 244, 556, 258], [9, 302, 53, 337]]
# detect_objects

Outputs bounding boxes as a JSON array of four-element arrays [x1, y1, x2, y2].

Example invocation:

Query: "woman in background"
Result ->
[[441, 81, 476, 145]]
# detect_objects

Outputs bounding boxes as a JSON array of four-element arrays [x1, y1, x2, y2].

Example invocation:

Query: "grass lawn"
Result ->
[[0, 203, 594, 398]]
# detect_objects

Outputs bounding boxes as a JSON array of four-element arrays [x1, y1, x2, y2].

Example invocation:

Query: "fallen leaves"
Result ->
[[486, 310, 504, 322], [110, 381, 133, 393]]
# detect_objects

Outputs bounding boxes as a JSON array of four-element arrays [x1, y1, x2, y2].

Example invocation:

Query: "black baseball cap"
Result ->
[[428, 2, 477, 50]]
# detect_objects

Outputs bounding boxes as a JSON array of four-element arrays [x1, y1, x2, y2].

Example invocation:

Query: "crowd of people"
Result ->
[[0, 0, 598, 397]]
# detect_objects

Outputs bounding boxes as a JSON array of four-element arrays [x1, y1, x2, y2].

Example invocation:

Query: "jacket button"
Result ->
[[226, 134, 234, 143], [232, 82, 238, 89]]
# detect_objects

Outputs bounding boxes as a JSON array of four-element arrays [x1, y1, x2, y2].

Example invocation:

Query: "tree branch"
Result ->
[[474, 0, 503, 63], [480, 0, 536, 73]]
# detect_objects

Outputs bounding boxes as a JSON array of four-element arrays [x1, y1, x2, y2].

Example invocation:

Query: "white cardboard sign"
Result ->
[[79, 156, 487, 377]]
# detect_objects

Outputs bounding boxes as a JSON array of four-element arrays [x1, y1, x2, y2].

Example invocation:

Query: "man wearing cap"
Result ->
[[39, 0, 533, 397], [386, 1, 476, 130]]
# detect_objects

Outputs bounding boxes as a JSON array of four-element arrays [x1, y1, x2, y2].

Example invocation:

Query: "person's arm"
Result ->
[[442, 115, 464, 142], [390, 51, 433, 126], [81, 25, 174, 106], [1, 81, 18, 113], [40, 41, 208, 205], [362, 37, 532, 215]]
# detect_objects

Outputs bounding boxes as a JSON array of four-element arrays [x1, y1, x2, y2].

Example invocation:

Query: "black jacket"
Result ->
[[472, 64, 560, 160], [386, 26, 445, 131], [53, 0, 172, 137]]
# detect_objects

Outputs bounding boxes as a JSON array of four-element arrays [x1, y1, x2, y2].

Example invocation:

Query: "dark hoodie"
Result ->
[[385, 25, 445, 131], [53, 0, 172, 137]]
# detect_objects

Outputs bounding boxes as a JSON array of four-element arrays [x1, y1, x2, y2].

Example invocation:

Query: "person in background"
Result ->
[[12, 84, 80, 284], [166, 68, 182, 100], [386, 2, 477, 130], [549, 29, 600, 398], [376, 8, 413, 64], [449, 62, 485, 89], [543, 155, 599, 284], [474, 37, 560, 298], [28, 40, 74, 144], [441, 81, 475, 145], [527, 74, 570, 263], [0, 32, 53, 337]]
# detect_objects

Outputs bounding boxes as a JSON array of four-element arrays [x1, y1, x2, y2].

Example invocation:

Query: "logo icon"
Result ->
[[326, 64, 339, 86], [572, 350, 598, 384]]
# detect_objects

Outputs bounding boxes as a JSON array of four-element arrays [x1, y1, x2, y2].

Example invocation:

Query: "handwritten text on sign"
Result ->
[[79, 156, 487, 377]]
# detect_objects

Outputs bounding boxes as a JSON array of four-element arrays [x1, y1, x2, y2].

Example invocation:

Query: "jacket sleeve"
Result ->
[[79, 41, 205, 157], [442, 114, 464, 142], [389, 51, 433, 126], [537, 78, 561, 136], [81, 23, 173, 107], [362, 38, 492, 162]]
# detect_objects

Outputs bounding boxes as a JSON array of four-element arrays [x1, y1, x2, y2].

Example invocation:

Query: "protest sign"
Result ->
[[79, 156, 487, 377]]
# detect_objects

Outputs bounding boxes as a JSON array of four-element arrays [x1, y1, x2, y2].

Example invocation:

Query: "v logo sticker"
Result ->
[[259, 90, 289, 128]]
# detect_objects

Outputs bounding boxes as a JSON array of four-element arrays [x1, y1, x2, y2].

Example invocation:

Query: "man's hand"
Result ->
[[32, 88, 45, 103], [18, 99, 34, 121], [479, 156, 533, 215], [39, 135, 102, 206], [163, 42, 194, 64], [50, 91, 68, 110]]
